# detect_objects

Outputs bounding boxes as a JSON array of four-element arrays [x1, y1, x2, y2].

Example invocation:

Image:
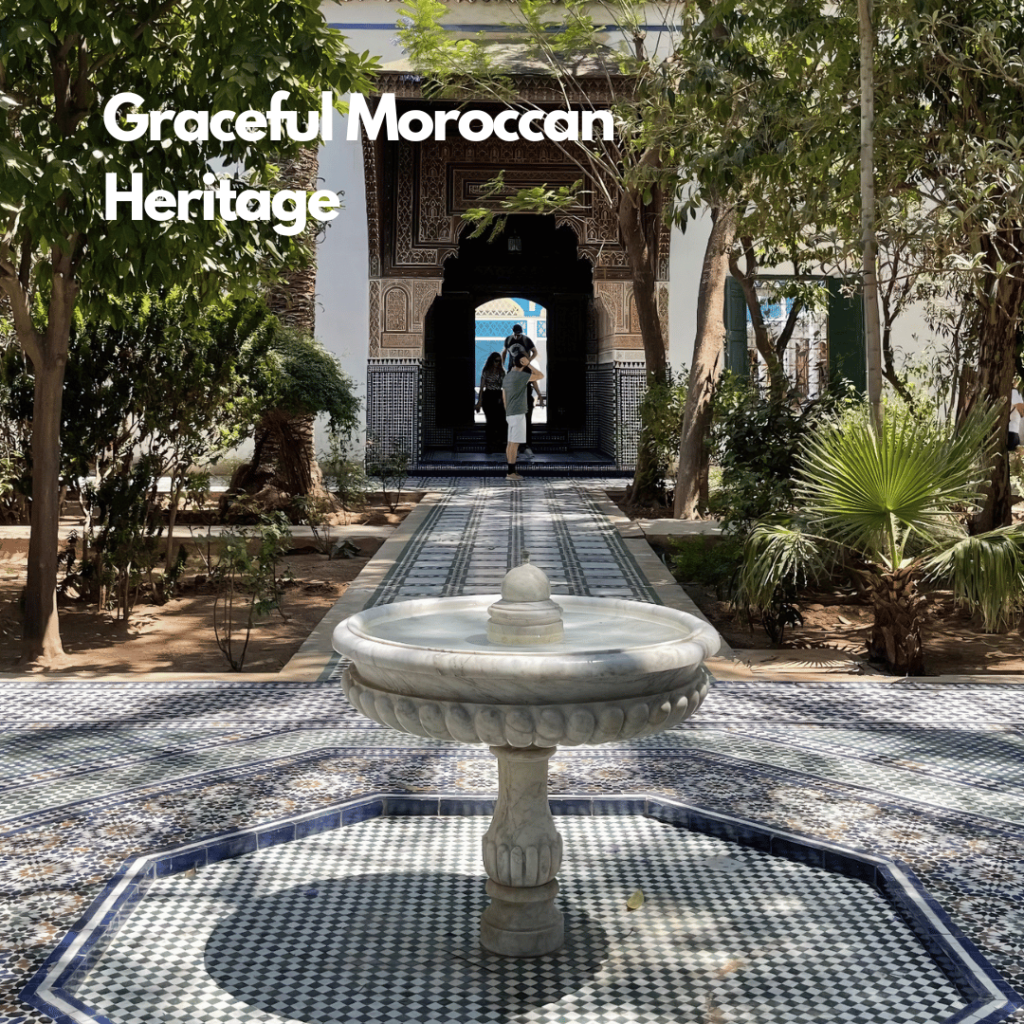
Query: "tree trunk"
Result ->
[[619, 180, 669, 506], [867, 566, 924, 675], [20, 272, 77, 663], [234, 145, 333, 507], [228, 408, 326, 510], [859, 0, 884, 430], [728, 239, 790, 403], [675, 204, 736, 519], [266, 148, 319, 334], [968, 262, 1024, 533]]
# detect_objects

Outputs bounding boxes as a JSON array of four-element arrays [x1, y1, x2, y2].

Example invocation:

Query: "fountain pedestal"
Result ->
[[334, 552, 721, 959], [480, 745, 563, 956]]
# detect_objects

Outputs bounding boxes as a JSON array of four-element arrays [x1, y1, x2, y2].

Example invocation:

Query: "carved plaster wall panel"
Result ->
[[382, 333, 424, 351], [374, 348, 422, 360], [595, 281, 624, 331], [362, 135, 383, 278], [384, 135, 636, 278], [413, 281, 442, 329], [451, 167, 589, 216], [616, 335, 644, 350], [368, 281, 381, 353], [384, 285, 410, 332]]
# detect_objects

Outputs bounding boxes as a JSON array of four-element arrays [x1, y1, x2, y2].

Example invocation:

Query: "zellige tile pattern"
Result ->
[[2, 479, 1023, 1023]]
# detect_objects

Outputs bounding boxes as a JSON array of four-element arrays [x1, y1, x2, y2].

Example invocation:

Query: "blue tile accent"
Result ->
[[770, 833, 824, 868], [342, 797, 384, 825], [257, 822, 295, 848], [205, 830, 258, 863], [592, 796, 646, 816], [296, 809, 343, 837], [153, 848, 206, 878], [549, 797, 593, 816], [822, 848, 880, 886], [439, 797, 495, 816], [383, 795, 440, 816], [689, 809, 761, 850], [645, 799, 690, 828]]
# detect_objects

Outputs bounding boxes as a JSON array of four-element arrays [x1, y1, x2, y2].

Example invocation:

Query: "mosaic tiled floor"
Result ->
[[2, 480, 1023, 1023], [69, 818, 967, 1024]]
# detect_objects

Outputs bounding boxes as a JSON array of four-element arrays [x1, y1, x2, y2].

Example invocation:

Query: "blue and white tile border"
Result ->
[[23, 794, 1020, 1024]]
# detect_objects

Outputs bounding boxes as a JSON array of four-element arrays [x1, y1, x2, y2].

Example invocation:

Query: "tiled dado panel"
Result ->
[[615, 362, 646, 469], [366, 360, 420, 462]]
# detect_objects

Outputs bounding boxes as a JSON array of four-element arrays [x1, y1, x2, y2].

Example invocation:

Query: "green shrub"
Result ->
[[710, 372, 856, 537], [666, 535, 745, 593], [630, 372, 687, 505], [212, 512, 293, 671]]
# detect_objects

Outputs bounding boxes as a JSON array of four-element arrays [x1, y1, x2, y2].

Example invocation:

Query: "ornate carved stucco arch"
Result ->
[[361, 79, 669, 470]]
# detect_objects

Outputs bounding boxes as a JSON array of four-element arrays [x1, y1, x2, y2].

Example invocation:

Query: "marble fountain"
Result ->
[[333, 553, 721, 957]]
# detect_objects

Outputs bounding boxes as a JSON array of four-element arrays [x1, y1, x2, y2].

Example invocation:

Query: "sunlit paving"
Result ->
[[4, 0, 1024, 1020], [4, 481, 1023, 1024]]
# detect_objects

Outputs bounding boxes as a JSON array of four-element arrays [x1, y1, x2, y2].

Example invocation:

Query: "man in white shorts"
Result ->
[[502, 353, 545, 479]]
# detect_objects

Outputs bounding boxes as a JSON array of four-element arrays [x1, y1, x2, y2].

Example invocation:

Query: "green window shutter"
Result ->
[[723, 276, 748, 375], [826, 279, 866, 393]]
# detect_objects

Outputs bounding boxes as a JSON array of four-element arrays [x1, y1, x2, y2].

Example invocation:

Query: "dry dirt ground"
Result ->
[[0, 497, 420, 677], [689, 584, 1024, 676], [610, 490, 1024, 676]]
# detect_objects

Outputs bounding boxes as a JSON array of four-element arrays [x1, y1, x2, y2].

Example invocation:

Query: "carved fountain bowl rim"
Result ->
[[336, 594, 719, 656], [332, 594, 721, 705]]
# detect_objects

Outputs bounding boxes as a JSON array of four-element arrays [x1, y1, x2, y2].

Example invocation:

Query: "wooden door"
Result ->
[[545, 293, 588, 431], [429, 292, 476, 428]]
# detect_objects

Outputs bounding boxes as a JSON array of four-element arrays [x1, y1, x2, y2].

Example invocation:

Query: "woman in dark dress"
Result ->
[[475, 352, 506, 454]]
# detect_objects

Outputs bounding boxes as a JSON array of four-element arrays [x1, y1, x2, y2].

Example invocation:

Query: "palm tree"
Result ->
[[230, 147, 335, 507], [739, 401, 1024, 675]]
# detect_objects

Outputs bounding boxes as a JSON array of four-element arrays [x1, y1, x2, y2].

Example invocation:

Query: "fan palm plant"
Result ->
[[739, 401, 1024, 675]]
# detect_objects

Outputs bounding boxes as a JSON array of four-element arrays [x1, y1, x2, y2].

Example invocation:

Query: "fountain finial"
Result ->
[[487, 557, 564, 644]]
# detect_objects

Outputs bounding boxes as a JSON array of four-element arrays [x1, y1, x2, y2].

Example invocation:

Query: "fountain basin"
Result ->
[[333, 585, 722, 956], [334, 595, 719, 747]]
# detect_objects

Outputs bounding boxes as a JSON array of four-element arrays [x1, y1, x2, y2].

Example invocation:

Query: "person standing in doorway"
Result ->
[[475, 352, 506, 455], [1009, 375, 1024, 451], [503, 324, 537, 371], [503, 324, 539, 457], [503, 353, 544, 480]]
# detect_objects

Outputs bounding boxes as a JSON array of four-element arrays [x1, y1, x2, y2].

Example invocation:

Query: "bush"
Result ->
[[366, 441, 411, 513], [319, 431, 369, 515], [667, 535, 745, 594], [212, 512, 293, 671], [710, 372, 856, 537], [629, 372, 687, 505]]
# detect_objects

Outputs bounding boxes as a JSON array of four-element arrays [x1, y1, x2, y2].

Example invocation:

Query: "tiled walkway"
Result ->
[[2, 480, 1023, 1023]]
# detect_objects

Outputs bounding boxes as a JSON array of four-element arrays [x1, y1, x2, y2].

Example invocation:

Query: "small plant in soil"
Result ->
[[319, 432, 369, 520], [367, 443, 411, 514], [212, 512, 293, 671], [292, 494, 349, 558]]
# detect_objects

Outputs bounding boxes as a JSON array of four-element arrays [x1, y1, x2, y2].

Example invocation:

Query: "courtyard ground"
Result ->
[[2, 478, 1022, 1024]]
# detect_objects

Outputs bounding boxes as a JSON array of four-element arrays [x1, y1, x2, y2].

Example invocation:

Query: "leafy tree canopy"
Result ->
[[262, 323, 360, 436], [0, 0, 378, 327]]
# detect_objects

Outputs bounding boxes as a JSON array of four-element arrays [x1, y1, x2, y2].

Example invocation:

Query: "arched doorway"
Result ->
[[422, 215, 596, 461], [473, 296, 547, 421]]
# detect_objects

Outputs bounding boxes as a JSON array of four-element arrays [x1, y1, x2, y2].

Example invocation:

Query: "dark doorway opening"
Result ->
[[422, 214, 608, 471]]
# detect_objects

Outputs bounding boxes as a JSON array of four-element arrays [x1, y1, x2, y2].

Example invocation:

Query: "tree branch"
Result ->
[[88, 0, 182, 75], [0, 259, 43, 364]]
